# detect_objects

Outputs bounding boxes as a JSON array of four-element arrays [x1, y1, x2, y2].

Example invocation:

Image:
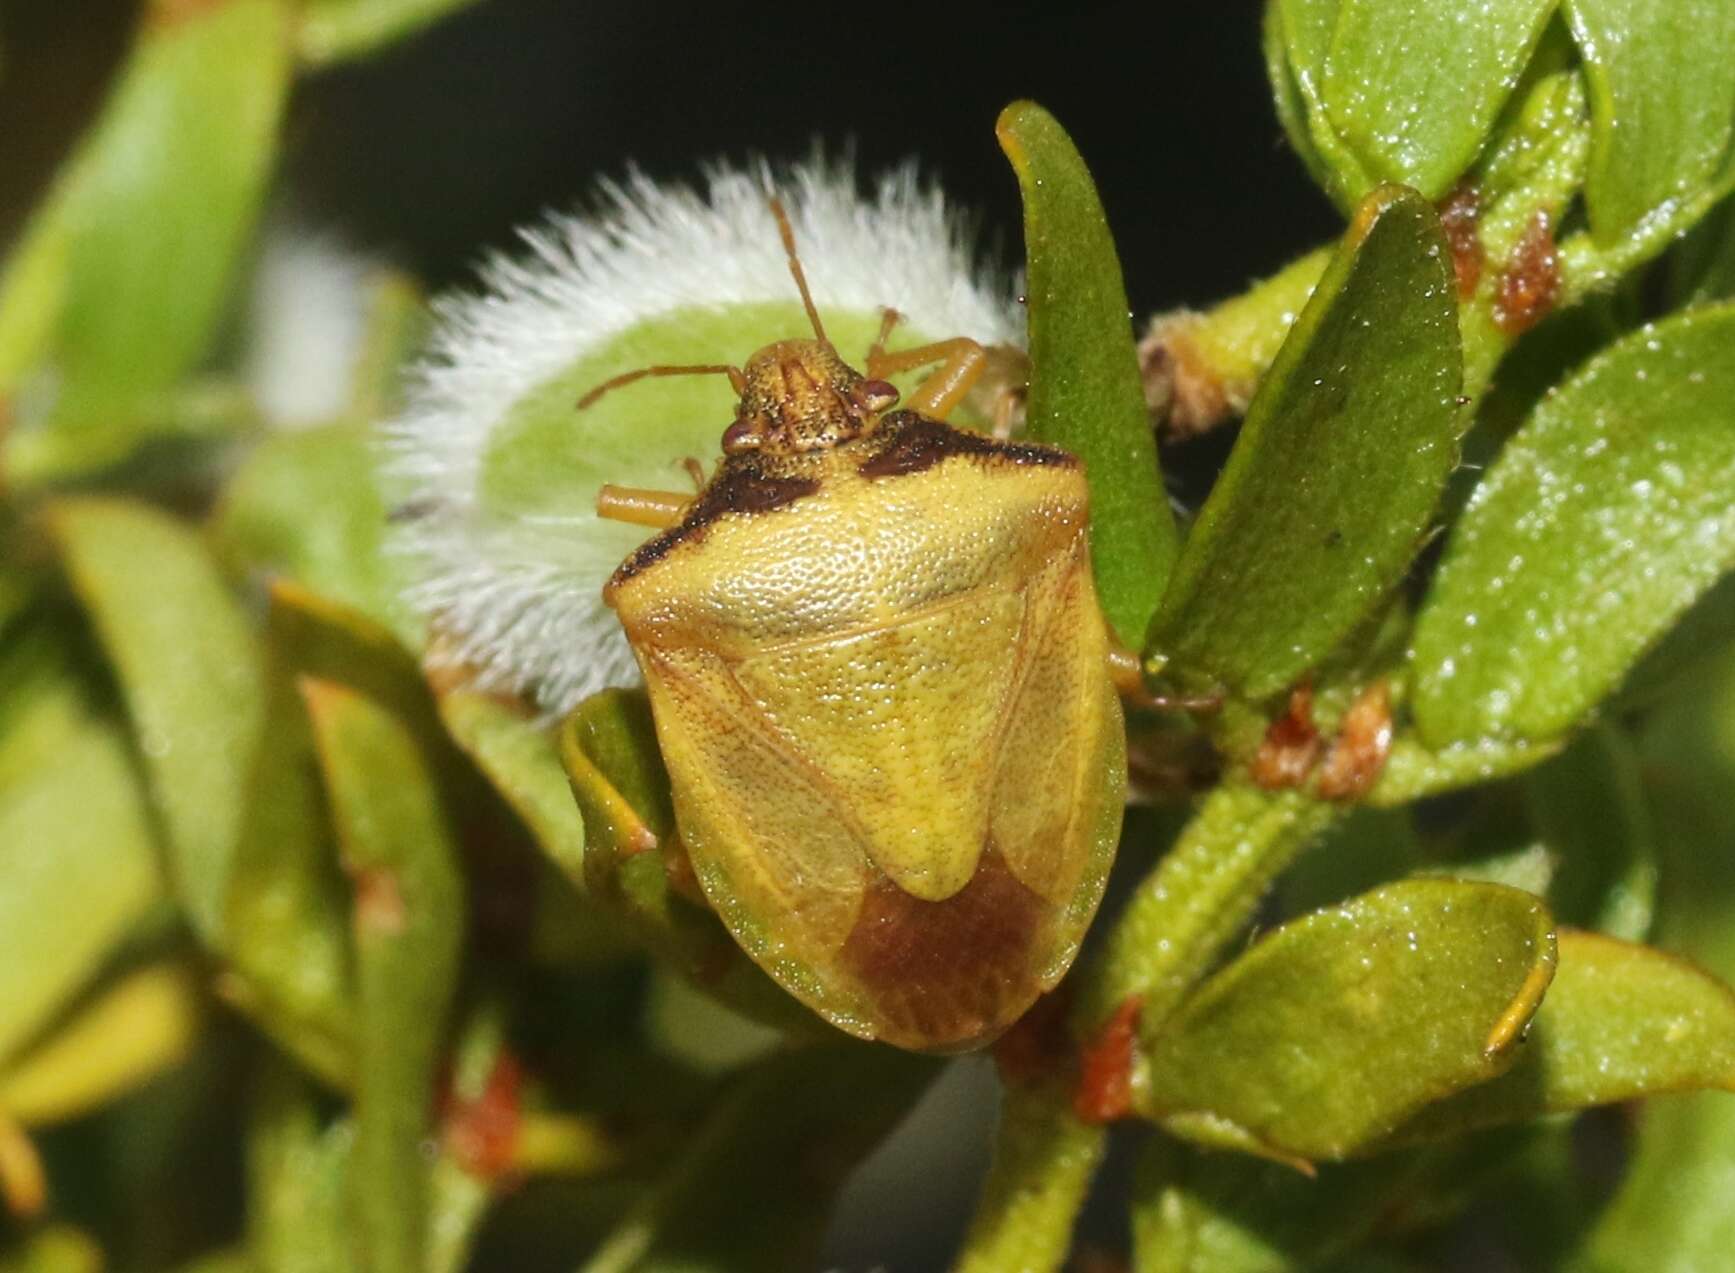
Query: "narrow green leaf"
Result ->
[[0, 964, 200, 1127], [1389, 930, 1735, 1144], [50, 497, 266, 948], [1, 0, 290, 482], [996, 100, 1179, 645], [1143, 879, 1557, 1161], [1525, 726, 1656, 941], [1412, 303, 1735, 746], [1147, 186, 1461, 700], [304, 680, 464, 1273], [580, 1046, 933, 1273], [213, 422, 422, 650], [0, 715, 162, 1067], [245, 1058, 357, 1273], [1322, 0, 1555, 199], [1274, 0, 1380, 208], [1263, 0, 1335, 196], [1563, 0, 1735, 246], [298, 0, 479, 65]]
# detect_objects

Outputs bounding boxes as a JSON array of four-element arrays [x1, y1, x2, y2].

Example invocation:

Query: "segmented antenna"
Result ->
[[770, 197, 828, 346], [575, 363, 747, 411]]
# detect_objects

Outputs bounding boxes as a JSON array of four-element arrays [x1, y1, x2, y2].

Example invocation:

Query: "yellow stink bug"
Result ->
[[584, 202, 1127, 1052]]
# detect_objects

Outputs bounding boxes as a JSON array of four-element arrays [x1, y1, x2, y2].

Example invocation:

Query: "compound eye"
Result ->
[[858, 379, 900, 412], [721, 418, 760, 453]]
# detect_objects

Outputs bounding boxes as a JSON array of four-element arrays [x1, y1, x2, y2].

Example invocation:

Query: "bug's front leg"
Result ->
[[595, 484, 693, 530], [868, 311, 1028, 436]]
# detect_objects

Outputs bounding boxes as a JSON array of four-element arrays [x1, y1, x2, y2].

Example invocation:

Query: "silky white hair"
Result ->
[[382, 157, 1023, 716]]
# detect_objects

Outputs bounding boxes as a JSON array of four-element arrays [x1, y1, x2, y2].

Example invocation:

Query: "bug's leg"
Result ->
[[1106, 646, 1222, 712], [991, 383, 1024, 440], [680, 457, 708, 491], [866, 307, 903, 364], [595, 484, 693, 530], [867, 337, 989, 421]]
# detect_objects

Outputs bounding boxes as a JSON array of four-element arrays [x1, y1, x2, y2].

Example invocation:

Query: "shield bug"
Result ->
[[583, 201, 1127, 1052]]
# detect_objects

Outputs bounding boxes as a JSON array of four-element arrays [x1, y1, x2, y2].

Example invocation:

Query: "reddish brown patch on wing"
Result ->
[[1251, 685, 1322, 790], [1495, 212, 1561, 337], [841, 845, 1045, 1051], [1437, 185, 1485, 300], [1074, 996, 1142, 1123], [1316, 680, 1394, 800]]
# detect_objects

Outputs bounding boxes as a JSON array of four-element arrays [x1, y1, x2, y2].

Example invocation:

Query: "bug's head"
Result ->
[[721, 340, 897, 456]]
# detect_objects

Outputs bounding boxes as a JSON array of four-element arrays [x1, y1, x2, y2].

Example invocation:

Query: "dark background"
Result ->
[[0, 0, 1341, 319]]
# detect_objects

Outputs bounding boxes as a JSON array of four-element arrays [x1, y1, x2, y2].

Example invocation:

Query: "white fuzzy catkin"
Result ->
[[382, 158, 1023, 716], [247, 227, 376, 428]]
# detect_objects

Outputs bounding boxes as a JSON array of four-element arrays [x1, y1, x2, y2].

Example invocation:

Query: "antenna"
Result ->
[[770, 197, 828, 346], [576, 363, 747, 411]]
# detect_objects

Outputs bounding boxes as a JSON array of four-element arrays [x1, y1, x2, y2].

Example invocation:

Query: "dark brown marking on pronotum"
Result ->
[[856, 411, 1075, 480], [841, 844, 1045, 1051], [608, 456, 820, 586], [1495, 212, 1562, 337], [1437, 185, 1485, 300]]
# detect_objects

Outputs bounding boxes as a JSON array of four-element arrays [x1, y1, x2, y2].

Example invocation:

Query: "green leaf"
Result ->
[[1273, 0, 1379, 208], [1525, 726, 1656, 940], [1322, 0, 1556, 200], [1388, 929, 1735, 1144], [0, 1227, 103, 1273], [579, 1045, 934, 1273], [213, 422, 422, 650], [304, 680, 464, 1273], [0, 963, 200, 1127], [1, 0, 290, 483], [1670, 199, 1735, 307], [245, 1057, 358, 1273], [50, 497, 266, 948], [1412, 303, 1735, 746], [995, 100, 1179, 646], [1147, 185, 1461, 700], [0, 711, 162, 1068], [297, 0, 479, 65], [1562, 0, 1735, 246], [1143, 879, 1557, 1161]]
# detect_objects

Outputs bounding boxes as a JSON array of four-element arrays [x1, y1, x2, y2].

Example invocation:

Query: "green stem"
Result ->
[[1079, 783, 1335, 1036]]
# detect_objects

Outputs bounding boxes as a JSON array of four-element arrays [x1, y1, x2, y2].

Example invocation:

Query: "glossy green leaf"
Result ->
[[1, 0, 290, 482], [50, 497, 266, 948], [580, 1045, 933, 1273], [0, 964, 200, 1127], [1412, 303, 1735, 746], [560, 689, 811, 1032], [1263, 0, 1335, 196], [1670, 199, 1735, 307], [1147, 186, 1461, 700], [298, 0, 479, 65], [1389, 930, 1735, 1144], [0, 712, 162, 1068], [996, 100, 1179, 646], [1322, 0, 1555, 199], [1143, 879, 1557, 1161], [1563, 0, 1735, 246], [304, 680, 464, 1273], [213, 422, 421, 650], [1525, 726, 1656, 940], [1273, 0, 1379, 207], [245, 1058, 358, 1273], [1613, 567, 1735, 709]]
